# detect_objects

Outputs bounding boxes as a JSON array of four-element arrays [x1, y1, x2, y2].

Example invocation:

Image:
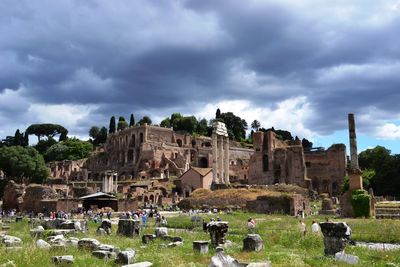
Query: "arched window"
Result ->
[[140, 133, 144, 143], [198, 157, 208, 168]]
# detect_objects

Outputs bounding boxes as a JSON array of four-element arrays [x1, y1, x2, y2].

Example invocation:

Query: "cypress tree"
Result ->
[[109, 116, 116, 133], [14, 129, 21, 146], [216, 108, 221, 119], [129, 114, 135, 127]]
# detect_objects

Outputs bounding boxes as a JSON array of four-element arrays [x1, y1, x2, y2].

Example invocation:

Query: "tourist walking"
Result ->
[[299, 220, 306, 236], [142, 213, 148, 228]]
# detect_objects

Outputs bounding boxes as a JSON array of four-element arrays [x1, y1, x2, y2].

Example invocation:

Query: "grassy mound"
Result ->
[[178, 188, 285, 209]]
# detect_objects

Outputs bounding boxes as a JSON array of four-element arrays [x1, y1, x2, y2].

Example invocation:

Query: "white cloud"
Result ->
[[376, 123, 400, 140], [194, 96, 314, 139]]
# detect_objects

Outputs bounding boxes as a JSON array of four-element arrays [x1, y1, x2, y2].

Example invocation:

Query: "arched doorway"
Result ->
[[198, 157, 208, 168], [177, 139, 183, 147]]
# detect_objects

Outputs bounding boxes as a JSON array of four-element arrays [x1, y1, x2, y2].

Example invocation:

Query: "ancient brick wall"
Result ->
[[305, 144, 346, 196]]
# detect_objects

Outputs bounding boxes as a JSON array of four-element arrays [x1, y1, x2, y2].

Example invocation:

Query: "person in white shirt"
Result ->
[[311, 221, 320, 233]]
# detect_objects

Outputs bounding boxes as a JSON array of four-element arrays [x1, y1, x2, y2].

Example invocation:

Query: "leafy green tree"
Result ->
[[117, 116, 128, 131], [0, 146, 49, 183], [89, 126, 107, 145], [251, 120, 260, 131], [129, 114, 135, 127], [109, 116, 116, 133], [196, 118, 209, 136], [358, 146, 400, 196], [259, 127, 293, 141], [138, 116, 152, 125], [160, 118, 171, 128], [26, 124, 68, 142], [45, 143, 70, 161], [46, 138, 93, 161], [89, 126, 100, 139], [302, 138, 313, 149], [34, 136, 57, 155], [97, 127, 108, 144], [218, 112, 248, 141]]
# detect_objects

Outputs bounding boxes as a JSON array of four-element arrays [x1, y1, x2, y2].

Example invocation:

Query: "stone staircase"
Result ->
[[375, 202, 400, 219]]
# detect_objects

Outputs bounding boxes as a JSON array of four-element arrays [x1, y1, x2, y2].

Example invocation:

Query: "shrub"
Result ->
[[351, 189, 371, 217]]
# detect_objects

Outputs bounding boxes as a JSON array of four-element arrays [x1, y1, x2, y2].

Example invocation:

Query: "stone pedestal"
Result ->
[[117, 219, 140, 238], [99, 219, 112, 234], [154, 227, 168, 237], [349, 171, 363, 191], [319, 222, 347, 255], [193, 241, 209, 254], [243, 234, 264, 252], [207, 221, 228, 247]]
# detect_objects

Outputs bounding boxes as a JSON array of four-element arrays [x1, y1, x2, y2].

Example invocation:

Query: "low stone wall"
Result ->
[[118, 199, 138, 212], [40, 199, 81, 213], [246, 194, 310, 216]]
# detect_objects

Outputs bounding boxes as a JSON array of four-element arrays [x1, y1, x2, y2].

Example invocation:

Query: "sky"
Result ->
[[1, 0, 400, 153]]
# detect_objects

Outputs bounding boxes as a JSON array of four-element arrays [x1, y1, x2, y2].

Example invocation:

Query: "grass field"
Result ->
[[1, 212, 400, 266]]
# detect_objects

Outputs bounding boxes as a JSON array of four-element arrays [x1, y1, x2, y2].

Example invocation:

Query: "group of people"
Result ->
[[299, 220, 321, 235], [120, 209, 167, 228], [0, 208, 16, 218]]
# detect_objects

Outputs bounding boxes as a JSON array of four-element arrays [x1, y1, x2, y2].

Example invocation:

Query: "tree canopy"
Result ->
[[217, 111, 248, 141], [138, 116, 152, 125], [117, 116, 128, 131], [89, 126, 107, 145], [358, 146, 400, 196], [0, 146, 49, 184], [26, 124, 68, 142], [45, 138, 93, 162]]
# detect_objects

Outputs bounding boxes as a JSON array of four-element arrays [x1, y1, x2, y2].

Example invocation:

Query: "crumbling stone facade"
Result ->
[[248, 130, 346, 196], [49, 124, 253, 186], [248, 131, 308, 187], [305, 144, 347, 196]]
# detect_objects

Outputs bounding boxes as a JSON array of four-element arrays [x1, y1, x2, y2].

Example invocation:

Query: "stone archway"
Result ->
[[177, 139, 183, 147], [198, 157, 208, 168]]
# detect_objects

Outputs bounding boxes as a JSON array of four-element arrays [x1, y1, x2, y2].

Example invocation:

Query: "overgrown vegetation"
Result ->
[[359, 146, 400, 197], [351, 189, 371, 218]]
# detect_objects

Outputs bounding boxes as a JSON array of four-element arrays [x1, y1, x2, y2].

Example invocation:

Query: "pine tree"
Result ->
[[109, 116, 116, 133], [129, 114, 135, 127]]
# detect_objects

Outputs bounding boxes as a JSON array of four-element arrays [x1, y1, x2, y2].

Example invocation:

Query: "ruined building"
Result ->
[[248, 130, 346, 196], [48, 124, 253, 192]]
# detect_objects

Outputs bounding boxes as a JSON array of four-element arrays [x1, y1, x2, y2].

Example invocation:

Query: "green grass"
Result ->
[[1, 212, 400, 266]]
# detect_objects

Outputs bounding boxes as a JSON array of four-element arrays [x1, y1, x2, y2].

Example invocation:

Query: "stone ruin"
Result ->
[[2, 180, 58, 213], [2, 180, 25, 211], [207, 221, 229, 247], [212, 121, 230, 186], [117, 219, 141, 238], [319, 222, 348, 255]]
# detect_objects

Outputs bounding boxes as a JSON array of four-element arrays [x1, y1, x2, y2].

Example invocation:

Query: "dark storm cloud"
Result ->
[[1, 0, 400, 138]]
